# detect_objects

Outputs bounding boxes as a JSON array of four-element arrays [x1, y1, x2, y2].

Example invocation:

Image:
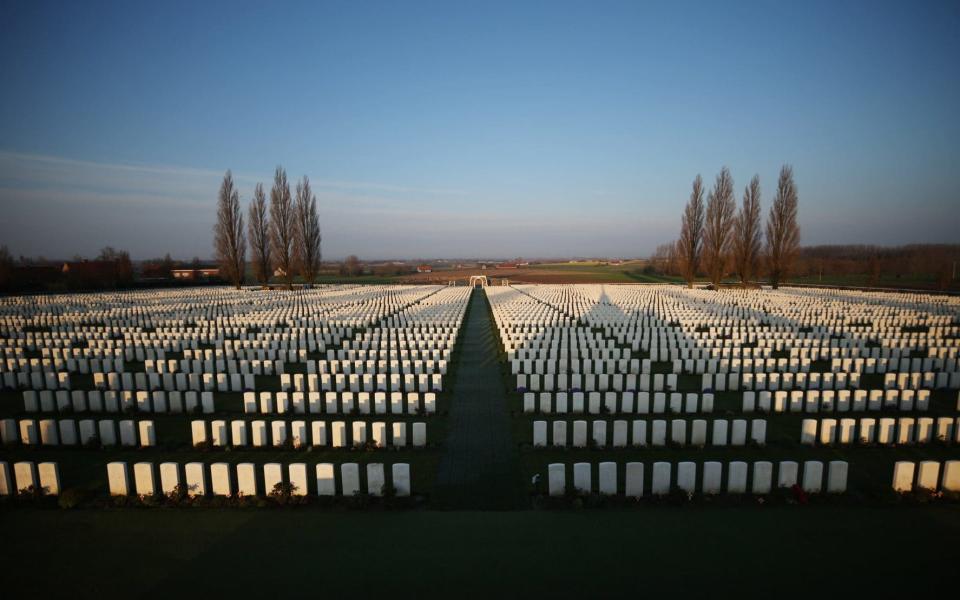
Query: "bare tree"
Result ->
[[340, 255, 362, 276], [677, 175, 705, 288], [732, 175, 762, 285], [248, 183, 271, 286], [214, 170, 246, 289], [269, 167, 294, 288], [293, 175, 322, 284], [702, 167, 736, 288], [766, 165, 800, 289]]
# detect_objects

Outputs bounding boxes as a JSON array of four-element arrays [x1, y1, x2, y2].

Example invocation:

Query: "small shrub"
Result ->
[[268, 481, 298, 505], [58, 487, 85, 509]]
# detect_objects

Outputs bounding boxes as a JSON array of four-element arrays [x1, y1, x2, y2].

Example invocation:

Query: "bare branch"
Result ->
[[677, 175, 705, 288], [269, 167, 294, 288], [214, 170, 246, 289], [248, 182, 271, 285], [766, 164, 800, 289], [293, 175, 322, 284], [733, 174, 762, 285], [702, 167, 736, 288]]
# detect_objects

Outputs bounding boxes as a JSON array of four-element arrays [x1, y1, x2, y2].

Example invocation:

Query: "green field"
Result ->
[[533, 261, 681, 284], [2, 506, 957, 596]]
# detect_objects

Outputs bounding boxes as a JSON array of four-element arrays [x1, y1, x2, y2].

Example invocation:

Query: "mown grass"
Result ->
[[1, 506, 958, 596]]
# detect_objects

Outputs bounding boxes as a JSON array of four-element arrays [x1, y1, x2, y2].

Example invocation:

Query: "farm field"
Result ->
[[396, 261, 682, 285]]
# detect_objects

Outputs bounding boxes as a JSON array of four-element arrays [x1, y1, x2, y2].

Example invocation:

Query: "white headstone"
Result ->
[[533, 421, 547, 447], [624, 462, 643, 497], [712, 419, 728, 446], [651, 461, 671, 495], [160, 462, 180, 495], [185, 462, 206, 496], [777, 461, 799, 488], [412, 422, 427, 447], [210, 463, 232, 496], [316, 463, 336, 496], [263, 463, 283, 495], [752, 461, 773, 494], [107, 462, 129, 496], [677, 461, 696, 493], [392, 463, 411, 497], [572, 420, 587, 447], [548, 463, 565, 496], [651, 420, 666, 446], [0, 462, 12, 496], [37, 462, 60, 496], [573, 462, 591, 494], [941, 461, 960, 492], [892, 461, 915, 492], [367, 463, 386, 496], [827, 460, 848, 493], [916, 461, 940, 491], [134, 462, 156, 496], [341, 463, 360, 496], [702, 461, 722, 494], [802, 461, 823, 493], [598, 462, 617, 495], [730, 419, 747, 446], [288, 463, 308, 496], [727, 461, 748, 493]]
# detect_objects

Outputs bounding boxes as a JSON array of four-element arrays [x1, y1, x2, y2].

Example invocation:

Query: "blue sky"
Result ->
[[1, 0, 958, 260]]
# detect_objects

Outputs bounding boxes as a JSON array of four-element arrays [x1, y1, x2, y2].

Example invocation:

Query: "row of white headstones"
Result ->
[[105, 461, 411, 498]]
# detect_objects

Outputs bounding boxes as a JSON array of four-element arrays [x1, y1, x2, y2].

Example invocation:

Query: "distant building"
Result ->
[[417, 264, 433, 273], [171, 267, 220, 281], [497, 262, 519, 269], [61, 260, 116, 279]]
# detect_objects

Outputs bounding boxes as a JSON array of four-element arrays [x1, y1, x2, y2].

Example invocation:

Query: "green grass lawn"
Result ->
[[2, 506, 958, 596], [533, 262, 682, 284]]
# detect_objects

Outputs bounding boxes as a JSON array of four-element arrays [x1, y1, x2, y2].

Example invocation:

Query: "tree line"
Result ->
[[672, 165, 800, 289], [215, 167, 321, 289]]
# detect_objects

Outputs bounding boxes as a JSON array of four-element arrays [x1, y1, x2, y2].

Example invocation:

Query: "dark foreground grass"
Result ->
[[1, 505, 958, 597]]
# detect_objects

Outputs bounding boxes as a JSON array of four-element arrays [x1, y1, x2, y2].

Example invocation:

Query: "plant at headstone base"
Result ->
[[58, 487, 86, 509], [790, 484, 808, 505], [346, 490, 371, 509], [111, 494, 133, 508], [18, 485, 46, 501], [268, 481, 298, 506], [381, 483, 397, 500], [166, 483, 190, 506]]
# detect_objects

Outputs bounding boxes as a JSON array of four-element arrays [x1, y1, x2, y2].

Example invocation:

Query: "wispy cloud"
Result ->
[[0, 149, 672, 259], [0, 150, 468, 200]]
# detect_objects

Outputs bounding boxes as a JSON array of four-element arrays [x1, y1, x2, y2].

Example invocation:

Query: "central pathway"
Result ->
[[434, 288, 524, 509]]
